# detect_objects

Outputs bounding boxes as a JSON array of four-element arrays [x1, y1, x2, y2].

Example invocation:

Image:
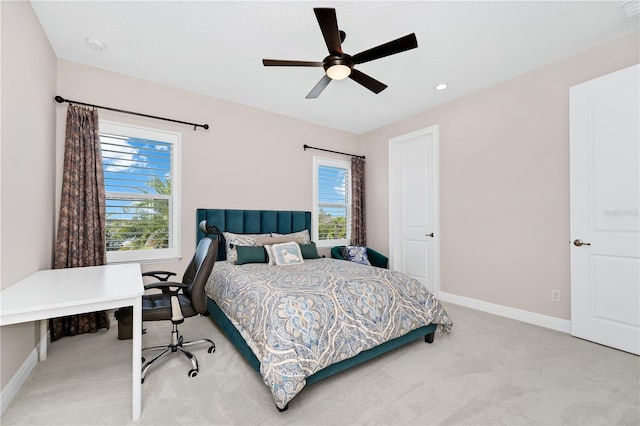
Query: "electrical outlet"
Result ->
[[551, 289, 561, 302]]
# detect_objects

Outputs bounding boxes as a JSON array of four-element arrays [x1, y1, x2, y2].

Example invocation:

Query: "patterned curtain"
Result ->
[[351, 156, 366, 246], [50, 104, 109, 341]]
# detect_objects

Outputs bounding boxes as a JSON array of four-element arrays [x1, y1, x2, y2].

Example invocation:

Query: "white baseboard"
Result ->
[[0, 346, 39, 415], [438, 291, 571, 334]]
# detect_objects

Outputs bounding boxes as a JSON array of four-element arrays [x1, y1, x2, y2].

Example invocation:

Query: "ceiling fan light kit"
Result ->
[[326, 64, 351, 80], [324, 56, 353, 80], [262, 7, 418, 98]]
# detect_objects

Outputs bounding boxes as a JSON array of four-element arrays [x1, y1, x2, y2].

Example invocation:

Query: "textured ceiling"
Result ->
[[31, 1, 639, 135]]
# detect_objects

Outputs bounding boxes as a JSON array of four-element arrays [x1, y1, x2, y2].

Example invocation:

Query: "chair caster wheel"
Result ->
[[188, 369, 198, 378], [208, 346, 215, 354]]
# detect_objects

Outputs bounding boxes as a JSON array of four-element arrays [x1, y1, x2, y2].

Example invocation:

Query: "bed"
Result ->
[[197, 208, 453, 410]]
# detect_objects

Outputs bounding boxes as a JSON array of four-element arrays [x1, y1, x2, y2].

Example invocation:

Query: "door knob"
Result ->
[[573, 239, 591, 247], [426, 233, 434, 237]]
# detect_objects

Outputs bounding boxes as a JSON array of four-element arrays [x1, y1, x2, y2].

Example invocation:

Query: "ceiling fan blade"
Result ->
[[263, 59, 323, 67], [314, 8, 343, 55], [306, 74, 332, 99], [352, 33, 418, 65], [349, 69, 387, 94]]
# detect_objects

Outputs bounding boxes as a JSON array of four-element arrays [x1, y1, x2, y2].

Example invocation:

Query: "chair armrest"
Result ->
[[144, 281, 189, 293], [366, 248, 389, 269], [142, 271, 176, 282], [143, 281, 189, 324]]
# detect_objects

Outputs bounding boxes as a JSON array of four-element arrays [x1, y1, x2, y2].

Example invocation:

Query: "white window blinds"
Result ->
[[100, 121, 181, 263], [313, 157, 350, 246]]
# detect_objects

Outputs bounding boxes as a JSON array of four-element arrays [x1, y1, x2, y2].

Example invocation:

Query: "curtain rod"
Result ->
[[54, 96, 209, 131], [303, 144, 365, 159]]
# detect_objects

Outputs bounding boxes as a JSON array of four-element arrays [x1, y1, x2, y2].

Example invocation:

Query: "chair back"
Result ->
[[182, 237, 218, 314]]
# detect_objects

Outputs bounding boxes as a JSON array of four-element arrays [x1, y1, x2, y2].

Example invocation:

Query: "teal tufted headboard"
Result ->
[[196, 209, 312, 261]]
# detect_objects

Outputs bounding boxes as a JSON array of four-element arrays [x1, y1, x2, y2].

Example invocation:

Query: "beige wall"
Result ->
[[360, 31, 640, 320], [0, 1, 57, 389], [55, 60, 360, 274]]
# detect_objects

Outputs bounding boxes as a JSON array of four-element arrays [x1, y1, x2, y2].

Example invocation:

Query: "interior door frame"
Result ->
[[388, 124, 440, 295]]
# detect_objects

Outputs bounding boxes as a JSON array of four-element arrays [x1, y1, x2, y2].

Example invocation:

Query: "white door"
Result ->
[[570, 64, 640, 355], [389, 125, 439, 295]]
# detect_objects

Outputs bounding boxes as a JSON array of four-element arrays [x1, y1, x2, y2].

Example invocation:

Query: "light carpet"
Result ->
[[1, 303, 638, 425]]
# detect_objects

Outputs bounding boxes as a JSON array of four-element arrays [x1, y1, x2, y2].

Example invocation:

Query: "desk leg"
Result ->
[[132, 298, 142, 421], [39, 320, 48, 361]]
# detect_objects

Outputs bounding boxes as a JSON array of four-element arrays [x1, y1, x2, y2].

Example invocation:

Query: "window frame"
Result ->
[[99, 120, 182, 264], [312, 156, 351, 248]]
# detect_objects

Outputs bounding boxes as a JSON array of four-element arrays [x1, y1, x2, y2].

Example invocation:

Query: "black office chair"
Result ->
[[141, 236, 218, 382]]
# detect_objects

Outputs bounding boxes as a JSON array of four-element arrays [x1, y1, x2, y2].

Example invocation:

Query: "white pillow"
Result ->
[[271, 230, 311, 244], [268, 242, 304, 266], [254, 235, 307, 246]]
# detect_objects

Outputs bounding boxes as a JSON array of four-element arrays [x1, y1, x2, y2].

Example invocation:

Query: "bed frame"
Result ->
[[196, 208, 437, 410]]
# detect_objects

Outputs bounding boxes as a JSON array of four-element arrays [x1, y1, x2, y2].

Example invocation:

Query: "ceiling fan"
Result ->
[[262, 8, 418, 99]]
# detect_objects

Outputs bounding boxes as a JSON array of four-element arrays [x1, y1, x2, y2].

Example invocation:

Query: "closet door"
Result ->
[[570, 64, 639, 355], [389, 125, 439, 295]]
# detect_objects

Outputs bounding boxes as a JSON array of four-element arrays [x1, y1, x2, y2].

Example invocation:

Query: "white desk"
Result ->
[[0, 264, 144, 421]]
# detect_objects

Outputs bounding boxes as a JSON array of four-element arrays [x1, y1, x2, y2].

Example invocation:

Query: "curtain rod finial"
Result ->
[[54, 96, 65, 103]]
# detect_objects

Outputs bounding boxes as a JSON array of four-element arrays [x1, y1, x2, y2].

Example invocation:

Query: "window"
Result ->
[[100, 121, 181, 263], [312, 157, 351, 247]]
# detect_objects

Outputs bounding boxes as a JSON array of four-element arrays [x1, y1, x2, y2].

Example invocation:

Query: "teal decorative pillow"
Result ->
[[235, 245, 267, 265], [345, 246, 370, 265], [270, 242, 304, 266], [299, 242, 320, 259], [223, 232, 270, 264]]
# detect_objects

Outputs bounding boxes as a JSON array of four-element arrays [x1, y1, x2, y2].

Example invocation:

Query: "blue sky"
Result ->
[[101, 135, 171, 194], [318, 165, 347, 218], [100, 134, 172, 223]]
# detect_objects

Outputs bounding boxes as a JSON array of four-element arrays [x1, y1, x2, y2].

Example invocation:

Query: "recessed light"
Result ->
[[86, 38, 106, 52], [435, 83, 448, 91]]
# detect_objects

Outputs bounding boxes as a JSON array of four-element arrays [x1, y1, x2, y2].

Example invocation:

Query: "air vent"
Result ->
[[619, 1, 640, 20]]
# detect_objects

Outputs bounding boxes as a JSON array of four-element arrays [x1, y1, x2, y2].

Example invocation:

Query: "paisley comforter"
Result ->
[[205, 258, 453, 409]]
